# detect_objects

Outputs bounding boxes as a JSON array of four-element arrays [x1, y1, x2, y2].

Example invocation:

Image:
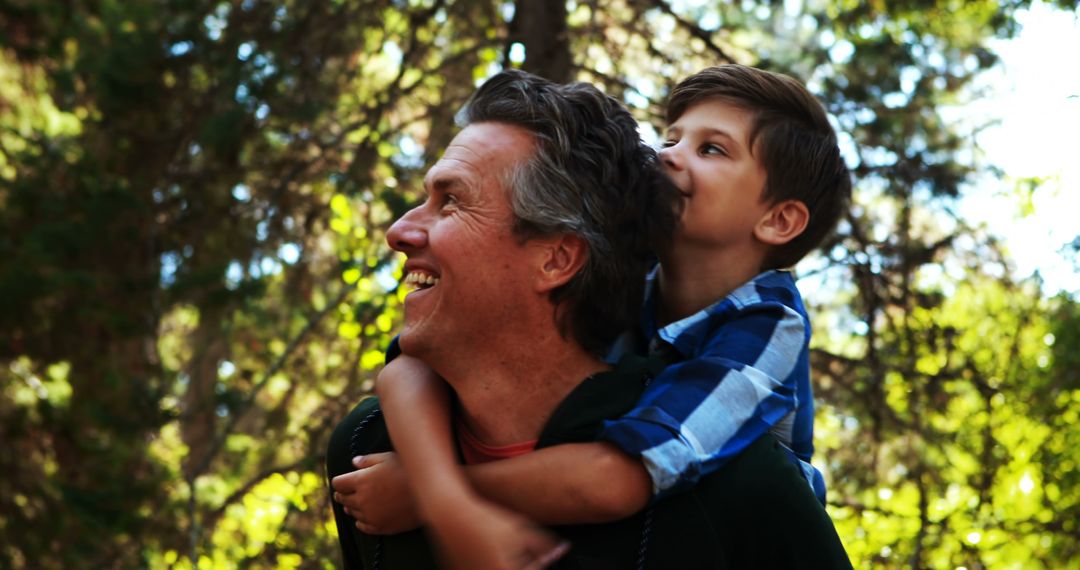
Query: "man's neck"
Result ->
[[430, 330, 609, 447], [658, 240, 768, 325]]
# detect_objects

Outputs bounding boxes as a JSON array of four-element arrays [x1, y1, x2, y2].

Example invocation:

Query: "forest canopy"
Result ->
[[1, 0, 1078, 568]]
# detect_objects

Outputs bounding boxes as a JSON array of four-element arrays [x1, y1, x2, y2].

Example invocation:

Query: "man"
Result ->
[[327, 70, 850, 569]]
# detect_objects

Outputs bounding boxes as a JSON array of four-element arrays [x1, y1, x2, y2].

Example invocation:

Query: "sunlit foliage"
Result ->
[[1, 0, 1077, 568]]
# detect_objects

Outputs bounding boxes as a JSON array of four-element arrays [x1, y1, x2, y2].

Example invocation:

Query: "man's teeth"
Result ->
[[405, 272, 439, 286]]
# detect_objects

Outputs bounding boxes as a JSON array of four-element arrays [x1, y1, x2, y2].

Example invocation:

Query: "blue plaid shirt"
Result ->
[[600, 268, 825, 502]]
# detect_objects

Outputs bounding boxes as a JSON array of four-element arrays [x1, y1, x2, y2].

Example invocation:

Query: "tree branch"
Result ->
[[645, 0, 734, 63]]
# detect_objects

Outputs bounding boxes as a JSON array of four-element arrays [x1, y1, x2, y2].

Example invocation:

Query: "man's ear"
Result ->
[[534, 233, 588, 293], [754, 199, 809, 246]]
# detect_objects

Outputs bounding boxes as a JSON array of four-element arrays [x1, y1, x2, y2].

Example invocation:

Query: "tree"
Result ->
[[1, 0, 1076, 567]]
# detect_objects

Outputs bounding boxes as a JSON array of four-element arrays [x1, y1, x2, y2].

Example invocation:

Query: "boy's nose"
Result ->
[[386, 206, 429, 253], [658, 145, 684, 171]]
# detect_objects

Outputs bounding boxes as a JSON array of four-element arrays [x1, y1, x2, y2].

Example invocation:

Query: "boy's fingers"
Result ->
[[353, 451, 393, 469], [356, 520, 383, 535], [518, 526, 570, 570], [531, 541, 571, 569], [330, 470, 361, 493], [334, 490, 360, 507]]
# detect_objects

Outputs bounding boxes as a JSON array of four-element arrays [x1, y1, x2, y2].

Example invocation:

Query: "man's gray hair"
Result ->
[[460, 69, 680, 355]]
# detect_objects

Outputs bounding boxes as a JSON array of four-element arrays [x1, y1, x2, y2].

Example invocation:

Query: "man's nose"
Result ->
[[386, 206, 428, 252]]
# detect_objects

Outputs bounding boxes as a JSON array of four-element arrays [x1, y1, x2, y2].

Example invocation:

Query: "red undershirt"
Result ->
[[455, 417, 537, 465]]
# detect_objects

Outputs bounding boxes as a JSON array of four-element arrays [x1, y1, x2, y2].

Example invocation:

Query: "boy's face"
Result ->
[[660, 98, 771, 251]]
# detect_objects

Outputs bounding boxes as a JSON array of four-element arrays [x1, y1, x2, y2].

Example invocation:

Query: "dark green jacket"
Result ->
[[326, 355, 851, 569]]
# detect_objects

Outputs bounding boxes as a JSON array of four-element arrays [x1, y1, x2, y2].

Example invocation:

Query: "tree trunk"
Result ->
[[181, 308, 227, 479], [511, 0, 572, 83]]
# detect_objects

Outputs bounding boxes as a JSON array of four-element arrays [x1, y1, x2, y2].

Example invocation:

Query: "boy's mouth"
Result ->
[[670, 180, 691, 198], [404, 270, 440, 290]]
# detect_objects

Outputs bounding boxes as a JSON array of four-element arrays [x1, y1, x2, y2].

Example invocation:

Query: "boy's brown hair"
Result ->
[[667, 64, 851, 269]]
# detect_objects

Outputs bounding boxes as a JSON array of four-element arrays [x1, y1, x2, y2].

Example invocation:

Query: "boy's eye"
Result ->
[[701, 143, 727, 156], [661, 139, 678, 148]]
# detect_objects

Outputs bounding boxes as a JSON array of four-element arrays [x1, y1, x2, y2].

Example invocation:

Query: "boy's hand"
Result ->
[[331, 452, 420, 535], [427, 495, 570, 570]]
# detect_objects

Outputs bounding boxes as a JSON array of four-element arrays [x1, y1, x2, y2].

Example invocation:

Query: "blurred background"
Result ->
[[1, 0, 1077, 568]]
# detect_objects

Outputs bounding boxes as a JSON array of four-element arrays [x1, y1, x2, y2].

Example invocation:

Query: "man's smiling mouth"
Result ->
[[404, 271, 440, 289]]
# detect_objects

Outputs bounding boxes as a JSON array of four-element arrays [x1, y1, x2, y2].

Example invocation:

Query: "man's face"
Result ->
[[659, 98, 771, 252], [386, 122, 540, 361]]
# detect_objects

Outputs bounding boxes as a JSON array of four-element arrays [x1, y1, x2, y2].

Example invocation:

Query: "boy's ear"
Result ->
[[534, 233, 588, 293], [754, 199, 809, 246]]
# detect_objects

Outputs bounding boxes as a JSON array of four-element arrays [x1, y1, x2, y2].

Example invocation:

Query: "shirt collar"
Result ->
[[644, 268, 791, 357]]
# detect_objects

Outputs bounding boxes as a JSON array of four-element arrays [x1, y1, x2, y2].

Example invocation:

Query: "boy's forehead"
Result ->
[[671, 97, 754, 126], [672, 93, 756, 119], [668, 99, 756, 146]]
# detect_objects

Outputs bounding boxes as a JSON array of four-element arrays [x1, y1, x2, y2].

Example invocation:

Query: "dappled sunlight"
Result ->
[[2, 0, 1079, 568]]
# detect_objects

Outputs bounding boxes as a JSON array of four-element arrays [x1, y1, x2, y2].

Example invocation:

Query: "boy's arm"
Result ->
[[330, 356, 454, 535], [371, 356, 571, 568], [598, 301, 806, 498], [466, 441, 652, 524], [374, 354, 462, 520], [376, 356, 651, 524], [338, 355, 651, 528]]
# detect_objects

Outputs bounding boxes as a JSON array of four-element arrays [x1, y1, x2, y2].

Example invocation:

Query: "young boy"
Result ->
[[332, 64, 851, 566]]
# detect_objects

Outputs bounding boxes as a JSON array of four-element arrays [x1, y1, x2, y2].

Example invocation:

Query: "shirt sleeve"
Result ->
[[598, 300, 806, 499]]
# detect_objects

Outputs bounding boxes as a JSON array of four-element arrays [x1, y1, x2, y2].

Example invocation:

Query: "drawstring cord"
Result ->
[[636, 367, 656, 570], [350, 407, 384, 570], [636, 507, 654, 570]]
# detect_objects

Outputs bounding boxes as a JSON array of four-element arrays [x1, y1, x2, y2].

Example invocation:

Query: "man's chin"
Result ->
[[395, 330, 427, 358]]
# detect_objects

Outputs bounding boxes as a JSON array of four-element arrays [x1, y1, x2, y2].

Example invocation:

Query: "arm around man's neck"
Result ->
[[467, 440, 652, 524], [376, 355, 573, 567], [377, 355, 652, 527]]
